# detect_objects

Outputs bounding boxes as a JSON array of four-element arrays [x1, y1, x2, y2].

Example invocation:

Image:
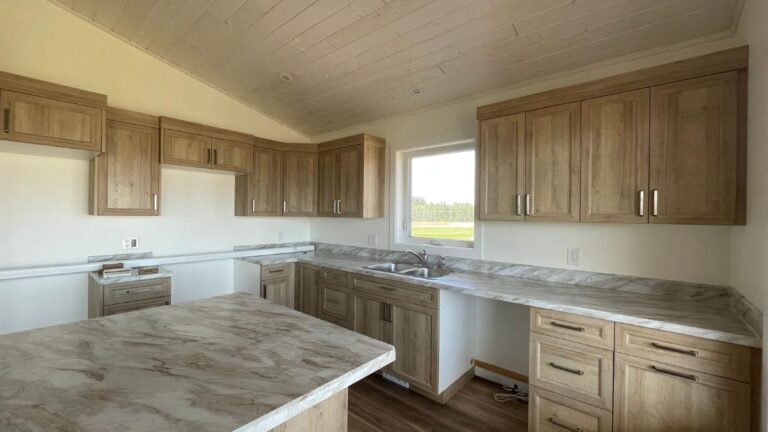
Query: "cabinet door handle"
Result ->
[[652, 189, 659, 216], [252, 199, 256, 214], [385, 304, 392, 322], [525, 193, 532, 216], [549, 362, 584, 376], [550, 321, 585, 332], [282, 200, 287, 214], [377, 285, 396, 292], [380, 302, 386, 321], [153, 193, 159, 211], [516, 194, 522, 216], [213, 149, 218, 165], [651, 365, 698, 381], [548, 417, 583, 432], [3, 108, 9, 133], [651, 342, 699, 357], [337, 200, 343, 215], [638, 190, 645, 217], [207, 148, 212, 165]]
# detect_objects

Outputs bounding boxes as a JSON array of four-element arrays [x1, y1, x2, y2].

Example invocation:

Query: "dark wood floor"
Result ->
[[348, 375, 528, 432]]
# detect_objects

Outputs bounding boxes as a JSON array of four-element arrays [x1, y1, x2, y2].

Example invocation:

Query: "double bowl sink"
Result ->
[[364, 262, 455, 280]]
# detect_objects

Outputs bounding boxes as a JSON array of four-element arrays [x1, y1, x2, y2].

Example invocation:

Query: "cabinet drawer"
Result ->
[[320, 268, 351, 287], [261, 263, 291, 281], [352, 275, 438, 309], [530, 387, 612, 432], [531, 308, 614, 349], [102, 278, 171, 306], [103, 296, 170, 316], [530, 333, 613, 410], [615, 323, 752, 382], [319, 283, 352, 324]]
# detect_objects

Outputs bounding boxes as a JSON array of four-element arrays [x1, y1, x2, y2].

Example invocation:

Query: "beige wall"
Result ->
[[311, 36, 746, 287]]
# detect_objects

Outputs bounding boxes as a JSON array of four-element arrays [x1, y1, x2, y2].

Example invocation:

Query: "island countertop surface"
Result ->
[[0, 293, 394, 432]]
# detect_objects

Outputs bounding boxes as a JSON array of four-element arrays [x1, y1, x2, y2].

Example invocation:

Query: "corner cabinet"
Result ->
[[477, 48, 747, 225], [90, 108, 161, 216], [317, 134, 385, 218], [160, 117, 252, 173]]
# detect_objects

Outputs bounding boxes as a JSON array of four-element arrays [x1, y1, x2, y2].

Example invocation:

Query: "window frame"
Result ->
[[397, 139, 478, 251]]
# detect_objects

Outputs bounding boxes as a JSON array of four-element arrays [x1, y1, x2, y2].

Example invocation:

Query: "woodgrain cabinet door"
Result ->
[[353, 293, 389, 344], [284, 152, 317, 216], [477, 114, 525, 220], [1, 89, 103, 151], [581, 89, 650, 223], [525, 102, 581, 221], [319, 283, 353, 327], [299, 265, 320, 317], [161, 129, 211, 168], [649, 72, 740, 225], [262, 278, 291, 308], [338, 145, 363, 217], [249, 147, 283, 216], [212, 138, 251, 173], [390, 302, 437, 391], [317, 150, 339, 216], [614, 353, 750, 432], [93, 120, 160, 215]]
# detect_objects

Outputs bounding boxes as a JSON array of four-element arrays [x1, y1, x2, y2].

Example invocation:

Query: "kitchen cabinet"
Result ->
[[298, 264, 321, 317], [89, 274, 171, 318], [524, 102, 580, 222], [0, 78, 105, 152], [390, 301, 437, 391], [477, 113, 526, 220], [353, 292, 389, 344], [283, 152, 318, 216], [160, 117, 252, 173], [317, 134, 385, 218], [581, 89, 650, 223], [260, 263, 295, 309], [90, 108, 160, 216], [649, 72, 742, 225], [319, 282, 354, 328]]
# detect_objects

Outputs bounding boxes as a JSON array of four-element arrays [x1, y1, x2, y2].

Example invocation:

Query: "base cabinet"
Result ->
[[389, 302, 437, 391], [529, 387, 611, 432], [260, 264, 295, 309]]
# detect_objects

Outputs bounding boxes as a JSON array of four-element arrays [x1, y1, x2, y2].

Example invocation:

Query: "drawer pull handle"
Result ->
[[549, 362, 584, 376], [548, 417, 583, 432], [651, 365, 698, 381], [268, 269, 284, 274], [550, 321, 585, 332], [651, 342, 698, 357], [126, 288, 153, 294], [377, 285, 396, 291], [3, 108, 9, 133]]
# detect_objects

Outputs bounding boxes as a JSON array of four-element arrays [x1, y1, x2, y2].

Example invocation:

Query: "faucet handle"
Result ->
[[437, 255, 447, 269]]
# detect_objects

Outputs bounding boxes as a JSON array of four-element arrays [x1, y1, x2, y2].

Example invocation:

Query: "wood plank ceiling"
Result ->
[[52, 0, 742, 136]]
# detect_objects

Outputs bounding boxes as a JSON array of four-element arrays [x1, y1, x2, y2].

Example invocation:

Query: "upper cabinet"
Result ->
[[581, 89, 650, 223], [317, 134, 385, 219], [649, 72, 742, 225], [160, 117, 252, 173], [476, 47, 747, 225], [283, 151, 318, 216], [0, 71, 106, 152], [90, 108, 160, 216]]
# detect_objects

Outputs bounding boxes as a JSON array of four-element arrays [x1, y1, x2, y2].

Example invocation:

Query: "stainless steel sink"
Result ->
[[364, 262, 455, 279]]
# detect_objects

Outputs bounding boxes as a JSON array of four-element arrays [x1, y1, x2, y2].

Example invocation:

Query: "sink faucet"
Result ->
[[404, 249, 429, 266]]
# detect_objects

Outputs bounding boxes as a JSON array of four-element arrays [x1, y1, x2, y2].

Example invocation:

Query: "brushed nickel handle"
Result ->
[[548, 417, 583, 432], [377, 285, 396, 292], [651, 365, 698, 381], [516, 194, 523, 216], [3, 108, 9, 133], [525, 193, 532, 216], [638, 190, 645, 217], [153, 193, 159, 211], [332, 199, 338, 215], [337, 199, 343, 215], [252, 199, 256, 214], [550, 321, 585, 332], [268, 269, 284, 274], [126, 287, 152, 294], [549, 362, 584, 376], [651, 342, 699, 357], [282, 200, 287, 214], [652, 189, 659, 216]]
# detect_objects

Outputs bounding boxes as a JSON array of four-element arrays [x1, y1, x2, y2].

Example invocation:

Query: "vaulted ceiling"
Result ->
[[53, 0, 742, 136]]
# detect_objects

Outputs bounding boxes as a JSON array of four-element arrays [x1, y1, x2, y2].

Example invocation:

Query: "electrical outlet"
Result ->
[[567, 247, 580, 266], [122, 237, 139, 250], [277, 231, 285, 242], [367, 233, 377, 246]]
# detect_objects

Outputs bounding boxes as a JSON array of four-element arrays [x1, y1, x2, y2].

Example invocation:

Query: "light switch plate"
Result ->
[[122, 237, 139, 250], [567, 247, 580, 266]]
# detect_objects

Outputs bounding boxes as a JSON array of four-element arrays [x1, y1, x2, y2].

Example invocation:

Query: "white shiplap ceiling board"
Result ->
[[50, 0, 743, 136]]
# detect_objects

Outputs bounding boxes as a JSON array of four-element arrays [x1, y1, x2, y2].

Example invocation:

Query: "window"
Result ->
[[400, 141, 476, 249]]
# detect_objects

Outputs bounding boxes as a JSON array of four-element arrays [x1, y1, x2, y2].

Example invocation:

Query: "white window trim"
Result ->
[[393, 139, 481, 259]]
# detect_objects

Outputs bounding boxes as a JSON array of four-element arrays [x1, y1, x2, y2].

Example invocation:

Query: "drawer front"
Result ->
[[104, 296, 170, 316], [530, 333, 613, 410], [615, 323, 752, 382], [320, 268, 351, 287], [352, 276, 438, 309], [261, 263, 291, 281], [531, 308, 614, 349], [103, 278, 171, 306], [530, 387, 612, 432], [320, 283, 352, 324]]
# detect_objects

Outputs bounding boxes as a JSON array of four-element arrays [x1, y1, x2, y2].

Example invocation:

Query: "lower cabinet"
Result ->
[[529, 387, 612, 432], [88, 275, 171, 318], [260, 263, 295, 309], [389, 302, 437, 391], [298, 264, 320, 317], [319, 282, 353, 328]]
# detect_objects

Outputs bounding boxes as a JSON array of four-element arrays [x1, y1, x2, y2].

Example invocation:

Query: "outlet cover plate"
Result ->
[[567, 247, 580, 266]]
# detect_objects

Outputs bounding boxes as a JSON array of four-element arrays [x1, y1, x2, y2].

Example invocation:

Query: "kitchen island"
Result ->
[[0, 293, 394, 431]]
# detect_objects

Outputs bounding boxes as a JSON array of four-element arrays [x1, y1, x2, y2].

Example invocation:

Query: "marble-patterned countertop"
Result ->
[[89, 267, 173, 285], [242, 252, 761, 348], [0, 293, 394, 432]]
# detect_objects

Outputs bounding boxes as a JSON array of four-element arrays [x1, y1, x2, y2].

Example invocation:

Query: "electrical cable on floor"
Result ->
[[493, 384, 528, 405]]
